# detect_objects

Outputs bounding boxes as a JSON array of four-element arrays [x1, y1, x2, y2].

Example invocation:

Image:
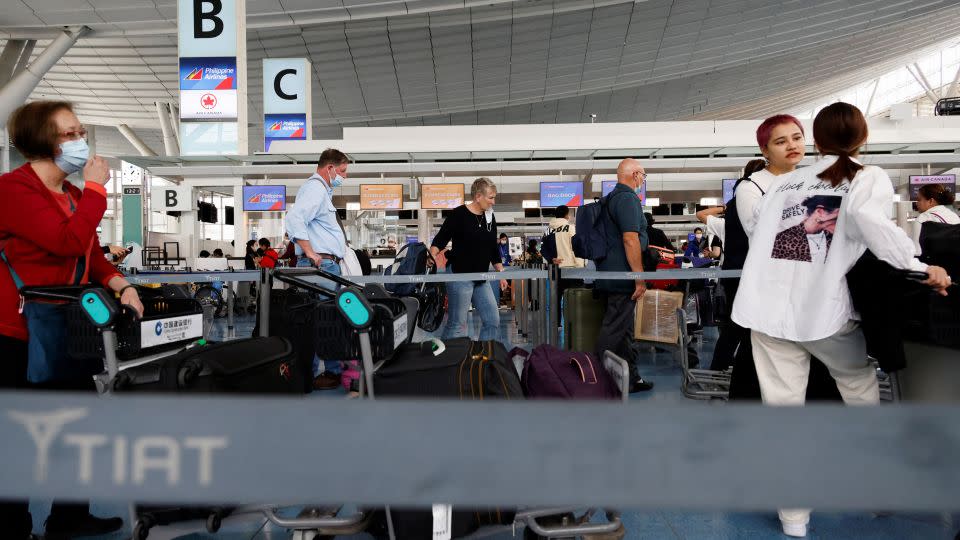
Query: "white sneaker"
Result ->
[[781, 521, 808, 537]]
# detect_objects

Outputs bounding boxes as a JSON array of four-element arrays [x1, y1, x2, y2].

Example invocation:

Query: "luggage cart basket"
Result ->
[[18, 286, 233, 539]]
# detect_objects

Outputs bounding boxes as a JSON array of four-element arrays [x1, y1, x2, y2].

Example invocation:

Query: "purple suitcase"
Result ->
[[521, 345, 621, 400]]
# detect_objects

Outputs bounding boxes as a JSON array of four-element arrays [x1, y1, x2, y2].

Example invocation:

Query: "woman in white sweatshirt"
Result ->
[[731, 102, 951, 538]]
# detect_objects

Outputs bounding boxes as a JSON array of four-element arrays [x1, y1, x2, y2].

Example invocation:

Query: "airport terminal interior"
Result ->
[[1, 1, 960, 539]]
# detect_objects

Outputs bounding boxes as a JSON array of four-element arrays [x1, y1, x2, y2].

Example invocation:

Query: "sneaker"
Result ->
[[781, 521, 808, 538], [44, 513, 123, 540], [629, 376, 654, 393], [313, 372, 341, 390]]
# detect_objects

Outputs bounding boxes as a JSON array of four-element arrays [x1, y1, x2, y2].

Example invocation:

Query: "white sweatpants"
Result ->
[[751, 321, 881, 527]]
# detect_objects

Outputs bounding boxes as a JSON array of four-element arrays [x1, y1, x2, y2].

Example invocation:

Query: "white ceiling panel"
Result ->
[[1, 0, 958, 158]]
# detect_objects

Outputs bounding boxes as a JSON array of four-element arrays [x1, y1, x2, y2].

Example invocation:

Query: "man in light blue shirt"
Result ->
[[285, 148, 350, 389]]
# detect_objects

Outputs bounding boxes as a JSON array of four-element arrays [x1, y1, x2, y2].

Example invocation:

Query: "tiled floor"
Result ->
[[25, 310, 960, 539]]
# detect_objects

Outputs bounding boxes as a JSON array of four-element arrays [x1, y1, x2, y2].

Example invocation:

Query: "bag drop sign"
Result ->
[[141, 314, 203, 348]]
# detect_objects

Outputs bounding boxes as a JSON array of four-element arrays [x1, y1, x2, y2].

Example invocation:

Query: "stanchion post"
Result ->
[[548, 264, 560, 347], [258, 268, 271, 338], [225, 282, 235, 339]]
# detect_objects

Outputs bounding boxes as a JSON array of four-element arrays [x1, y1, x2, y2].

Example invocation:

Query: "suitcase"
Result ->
[[371, 339, 520, 536], [254, 288, 321, 393], [112, 336, 303, 394], [522, 345, 621, 400], [374, 338, 522, 399], [562, 288, 604, 353]]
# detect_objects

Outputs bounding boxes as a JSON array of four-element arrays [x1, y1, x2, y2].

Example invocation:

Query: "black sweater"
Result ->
[[431, 204, 500, 273]]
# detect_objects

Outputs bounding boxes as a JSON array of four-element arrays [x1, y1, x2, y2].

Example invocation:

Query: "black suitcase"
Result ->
[[371, 339, 520, 537], [113, 336, 303, 394], [254, 287, 321, 393], [374, 338, 523, 399]]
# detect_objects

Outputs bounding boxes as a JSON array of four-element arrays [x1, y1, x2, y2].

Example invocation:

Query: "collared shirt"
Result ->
[[284, 173, 345, 259]]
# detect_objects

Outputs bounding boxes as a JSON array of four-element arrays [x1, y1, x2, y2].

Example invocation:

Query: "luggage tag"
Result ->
[[432, 504, 452, 540], [422, 338, 446, 356]]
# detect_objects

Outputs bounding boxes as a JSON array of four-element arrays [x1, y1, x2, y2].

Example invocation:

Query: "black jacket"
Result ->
[[847, 252, 921, 372]]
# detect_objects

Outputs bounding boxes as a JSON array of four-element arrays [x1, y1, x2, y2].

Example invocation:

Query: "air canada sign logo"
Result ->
[[201, 93, 217, 109]]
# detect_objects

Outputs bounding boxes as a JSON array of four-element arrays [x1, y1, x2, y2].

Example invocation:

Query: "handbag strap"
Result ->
[[2, 188, 87, 289]]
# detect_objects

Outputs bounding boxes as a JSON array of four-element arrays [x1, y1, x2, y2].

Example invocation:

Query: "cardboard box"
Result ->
[[634, 290, 684, 344]]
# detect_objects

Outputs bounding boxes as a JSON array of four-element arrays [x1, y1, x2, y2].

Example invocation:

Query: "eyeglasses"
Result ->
[[59, 127, 87, 140], [636, 171, 648, 181]]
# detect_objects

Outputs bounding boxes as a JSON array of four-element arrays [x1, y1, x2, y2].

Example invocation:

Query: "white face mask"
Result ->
[[54, 139, 89, 175]]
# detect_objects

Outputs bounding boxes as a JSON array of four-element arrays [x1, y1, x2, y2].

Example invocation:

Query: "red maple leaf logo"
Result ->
[[200, 93, 217, 109]]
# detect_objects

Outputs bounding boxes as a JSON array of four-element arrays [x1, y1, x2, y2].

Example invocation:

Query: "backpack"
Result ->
[[721, 177, 764, 271], [383, 242, 430, 296], [572, 191, 630, 262], [540, 232, 558, 262], [919, 221, 960, 280]]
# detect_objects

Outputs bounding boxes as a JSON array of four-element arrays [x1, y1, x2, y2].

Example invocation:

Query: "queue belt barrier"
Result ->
[[1, 392, 958, 511]]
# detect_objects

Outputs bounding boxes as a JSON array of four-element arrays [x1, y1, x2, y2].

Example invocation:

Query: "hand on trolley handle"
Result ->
[[901, 266, 953, 296]]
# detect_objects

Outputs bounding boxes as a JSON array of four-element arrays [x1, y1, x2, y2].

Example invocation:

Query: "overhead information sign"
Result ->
[[262, 58, 311, 152], [420, 184, 464, 209], [909, 174, 955, 201], [360, 185, 403, 210]]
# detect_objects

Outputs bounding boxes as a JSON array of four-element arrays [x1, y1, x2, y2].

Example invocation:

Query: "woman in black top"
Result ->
[[430, 177, 507, 341], [244, 239, 258, 270]]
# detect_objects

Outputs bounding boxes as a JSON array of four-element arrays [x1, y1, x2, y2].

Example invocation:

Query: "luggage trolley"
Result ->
[[267, 269, 628, 540], [18, 285, 233, 539], [260, 269, 416, 539]]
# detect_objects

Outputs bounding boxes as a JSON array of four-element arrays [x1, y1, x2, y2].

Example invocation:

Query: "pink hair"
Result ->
[[756, 114, 805, 149]]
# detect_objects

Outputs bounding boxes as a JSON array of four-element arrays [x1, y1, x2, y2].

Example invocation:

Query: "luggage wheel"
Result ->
[[291, 531, 333, 540], [132, 519, 151, 540]]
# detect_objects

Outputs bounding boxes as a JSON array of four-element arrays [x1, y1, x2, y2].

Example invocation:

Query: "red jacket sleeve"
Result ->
[[0, 180, 108, 258]]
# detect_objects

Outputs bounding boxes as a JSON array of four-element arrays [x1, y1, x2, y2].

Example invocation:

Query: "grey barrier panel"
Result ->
[[2, 391, 959, 511]]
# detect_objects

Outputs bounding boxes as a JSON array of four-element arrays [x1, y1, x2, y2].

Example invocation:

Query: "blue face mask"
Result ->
[[331, 175, 343, 188], [54, 139, 89, 175], [635, 186, 644, 196]]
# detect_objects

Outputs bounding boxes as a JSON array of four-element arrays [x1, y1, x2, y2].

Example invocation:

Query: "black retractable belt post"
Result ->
[[258, 267, 271, 338], [548, 264, 561, 347]]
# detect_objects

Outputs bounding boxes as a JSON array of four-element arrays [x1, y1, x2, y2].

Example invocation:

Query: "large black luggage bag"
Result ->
[[371, 338, 520, 538], [113, 336, 303, 394], [374, 338, 523, 399]]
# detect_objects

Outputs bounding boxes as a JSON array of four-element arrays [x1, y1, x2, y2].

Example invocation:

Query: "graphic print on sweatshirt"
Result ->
[[770, 180, 848, 264]]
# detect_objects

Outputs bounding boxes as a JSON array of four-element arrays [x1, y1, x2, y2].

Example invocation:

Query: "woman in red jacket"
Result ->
[[0, 101, 144, 539]]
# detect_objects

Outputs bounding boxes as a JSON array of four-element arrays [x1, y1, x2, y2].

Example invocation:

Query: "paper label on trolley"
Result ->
[[140, 314, 203, 348], [393, 314, 408, 346], [432, 504, 452, 540]]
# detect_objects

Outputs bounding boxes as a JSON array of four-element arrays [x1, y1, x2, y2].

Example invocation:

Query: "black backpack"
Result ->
[[919, 221, 960, 280], [722, 177, 765, 271], [540, 232, 558, 262]]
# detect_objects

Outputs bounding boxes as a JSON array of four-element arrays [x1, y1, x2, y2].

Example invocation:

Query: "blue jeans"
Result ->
[[297, 257, 342, 375], [443, 279, 501, 342]]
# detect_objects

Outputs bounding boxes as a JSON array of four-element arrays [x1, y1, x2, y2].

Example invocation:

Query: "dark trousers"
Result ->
[[595, 293, 638, 378], [0, 335, 94, 539], [710, 279, 746, 371]]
